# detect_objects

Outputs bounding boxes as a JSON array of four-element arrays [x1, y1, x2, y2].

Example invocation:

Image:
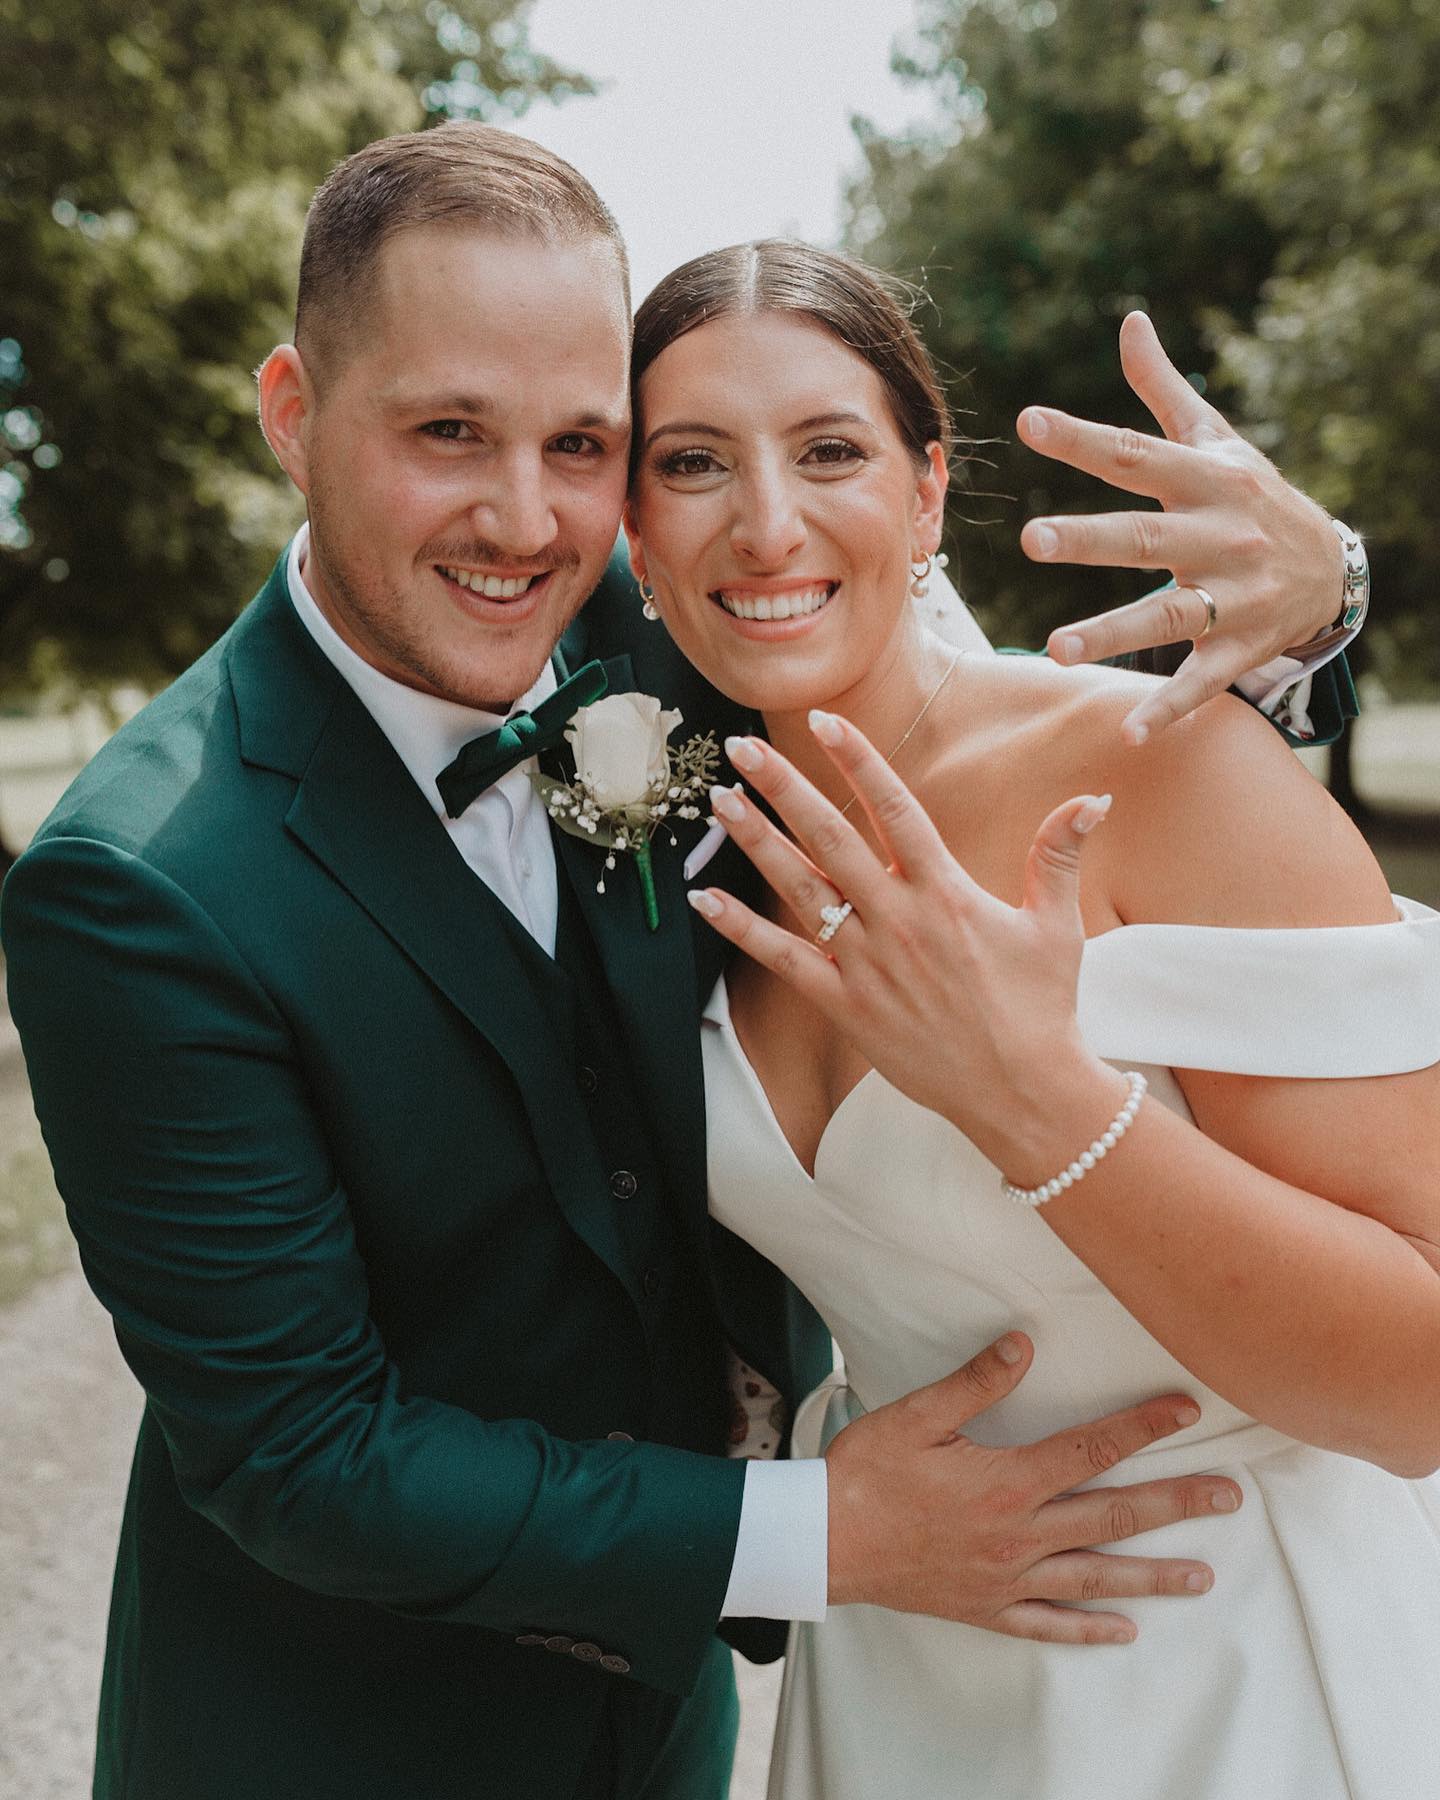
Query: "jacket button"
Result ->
[[642, 1266, 662, 1297], [578, 1066, 599, 1097], [571, 1641, 602, 1661], [544, 1634, 576, 1654], [599, 1654, 632, 1675], [515, 1633, 547, 1648], [605, 1431, 635, 1442], [609, 1169, 639, 1200]]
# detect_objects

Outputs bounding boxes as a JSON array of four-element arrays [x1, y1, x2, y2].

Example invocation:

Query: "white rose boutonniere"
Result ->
[[531, 693, 722, 930], [567, 694, 681, 810]]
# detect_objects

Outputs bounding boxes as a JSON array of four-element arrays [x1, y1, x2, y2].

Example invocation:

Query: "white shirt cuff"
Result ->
[[719, 1457, 829, 1621], [1233, 615, 1362, 717]]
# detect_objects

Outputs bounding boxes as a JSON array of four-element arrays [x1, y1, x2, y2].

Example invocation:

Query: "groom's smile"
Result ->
[[260, 224, 633, 714]]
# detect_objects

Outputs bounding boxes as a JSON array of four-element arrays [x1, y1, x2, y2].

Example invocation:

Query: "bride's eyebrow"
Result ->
[[642, 409, 871, 454], [642, 421, 731, 452]]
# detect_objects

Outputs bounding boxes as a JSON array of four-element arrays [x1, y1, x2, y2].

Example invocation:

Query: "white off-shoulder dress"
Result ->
[[703, 899, 1440, 1800]]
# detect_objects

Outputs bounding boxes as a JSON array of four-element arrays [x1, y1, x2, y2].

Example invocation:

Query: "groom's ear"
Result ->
[[620, 500, 646, 587], [257, 346, 314, 497]]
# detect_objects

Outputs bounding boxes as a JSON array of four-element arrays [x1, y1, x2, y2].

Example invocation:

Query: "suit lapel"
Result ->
[[228, 566, 631, 1288]]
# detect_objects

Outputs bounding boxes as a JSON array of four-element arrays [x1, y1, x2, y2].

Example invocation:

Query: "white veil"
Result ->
[[918, 560, 995, 654]]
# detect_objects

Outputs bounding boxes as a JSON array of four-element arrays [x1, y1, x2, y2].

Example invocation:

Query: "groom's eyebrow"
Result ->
[[642, 410, 870, 452], [380, 388, 626, 432]]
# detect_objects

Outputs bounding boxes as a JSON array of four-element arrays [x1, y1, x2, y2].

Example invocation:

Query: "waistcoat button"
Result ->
[[609, 1169, 639, 1200]]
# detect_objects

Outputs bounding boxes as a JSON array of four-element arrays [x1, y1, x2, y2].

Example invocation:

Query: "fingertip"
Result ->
[[1018, 406, 1049, 443], [1048, 631, 1085, 665], [1072, 794, 1113, 835], [1120, 714, 1151, 748], [996, 1331, 1032, 1369], [686, 888, 723, 921]]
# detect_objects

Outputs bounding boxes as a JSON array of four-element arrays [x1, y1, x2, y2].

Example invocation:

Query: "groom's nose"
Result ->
[[467, 450, 559, 560]]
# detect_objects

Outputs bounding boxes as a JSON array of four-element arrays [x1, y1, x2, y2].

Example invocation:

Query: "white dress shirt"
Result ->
[[285, 528, 828, 1622]]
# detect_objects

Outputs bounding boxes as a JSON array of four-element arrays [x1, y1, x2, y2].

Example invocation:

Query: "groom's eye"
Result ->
[[550, 432, 606, 457], [420, 420, 474, 442]]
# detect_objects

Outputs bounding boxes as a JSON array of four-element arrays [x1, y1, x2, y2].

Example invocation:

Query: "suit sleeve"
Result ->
[[1, 833, 745, 1697]]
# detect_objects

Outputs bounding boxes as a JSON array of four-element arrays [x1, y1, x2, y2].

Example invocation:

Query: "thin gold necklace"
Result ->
[[838, 648, 967, 819]]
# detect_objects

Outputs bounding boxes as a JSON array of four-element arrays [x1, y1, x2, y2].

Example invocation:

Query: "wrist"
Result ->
[[1285, 517, 1369, 657], [982, 1056, 1134, 1191]]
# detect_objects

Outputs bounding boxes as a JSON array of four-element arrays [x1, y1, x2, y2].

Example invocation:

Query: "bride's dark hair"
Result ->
[[631, 239, 954, 470]]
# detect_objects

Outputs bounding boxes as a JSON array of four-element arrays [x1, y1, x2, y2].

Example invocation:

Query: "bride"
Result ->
[[623, 240, 1440, 1799]]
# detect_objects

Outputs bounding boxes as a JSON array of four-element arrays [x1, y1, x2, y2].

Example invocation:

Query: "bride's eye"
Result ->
[[801, 437, 865, 469], [655, 447, 724, 478]]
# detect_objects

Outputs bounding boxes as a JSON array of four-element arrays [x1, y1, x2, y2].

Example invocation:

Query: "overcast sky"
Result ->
[[520, 1, 941, 300]]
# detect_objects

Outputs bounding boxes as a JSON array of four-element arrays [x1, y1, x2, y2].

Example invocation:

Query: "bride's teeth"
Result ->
[[716, 585, 833, 620]]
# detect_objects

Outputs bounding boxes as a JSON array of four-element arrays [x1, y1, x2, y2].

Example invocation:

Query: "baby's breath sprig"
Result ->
[[532, 707, 721, 931]]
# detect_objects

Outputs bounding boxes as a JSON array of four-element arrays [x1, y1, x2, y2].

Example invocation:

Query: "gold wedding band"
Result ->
[[1186, 585, 1219, 640]]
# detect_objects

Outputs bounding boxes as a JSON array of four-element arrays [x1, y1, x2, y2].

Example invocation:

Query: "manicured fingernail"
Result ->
[[1124, 720, 1149, 747], [1073, 794, 1113, 834], [709, 784, 744, 822], [1055, 633, 1084, 663], [1185, 1571, 1213, 1593], [687, 889, 723, 920], [808, 709, 843, 746], [1173, 1402, 1200, 1428], [724, 735, 762, 771], [1032, 523, 1059, 558], [1022, 408, 1048, 441], [997, 1334, 1024, 1365], [1210, 1489, 1240, 1513], [1109, 1626, 1136, 1645]]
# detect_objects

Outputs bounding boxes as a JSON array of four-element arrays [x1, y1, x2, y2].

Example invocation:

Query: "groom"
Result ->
[[3, 124, 1360, 1799]]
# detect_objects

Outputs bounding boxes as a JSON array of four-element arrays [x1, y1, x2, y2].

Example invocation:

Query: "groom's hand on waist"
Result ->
[[824, 1332, 1241, 1643]]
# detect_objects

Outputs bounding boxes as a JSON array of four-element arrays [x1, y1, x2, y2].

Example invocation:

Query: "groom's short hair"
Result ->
[[296, 121, 628, 387]]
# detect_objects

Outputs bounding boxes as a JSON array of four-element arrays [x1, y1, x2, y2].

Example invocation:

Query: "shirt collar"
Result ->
[[284, 524, 558, 813]]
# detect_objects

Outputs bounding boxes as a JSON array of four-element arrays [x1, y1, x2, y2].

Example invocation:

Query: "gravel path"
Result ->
[[0, 1261, 779, 1798]]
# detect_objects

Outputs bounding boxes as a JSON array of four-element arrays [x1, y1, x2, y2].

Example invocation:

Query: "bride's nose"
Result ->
[[729, 463, 807, 566]]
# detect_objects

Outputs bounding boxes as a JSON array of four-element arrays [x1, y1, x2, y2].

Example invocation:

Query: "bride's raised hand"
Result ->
[[689, 716, 1129, 1179]]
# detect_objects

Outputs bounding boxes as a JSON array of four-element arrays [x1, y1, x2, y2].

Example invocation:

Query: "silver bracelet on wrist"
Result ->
[[1000, 1072, 1149, 1206], [1284, 518, 1369, 659]]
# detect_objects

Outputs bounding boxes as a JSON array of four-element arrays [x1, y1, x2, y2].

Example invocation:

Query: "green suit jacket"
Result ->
[[1, 554, 830, 1799]]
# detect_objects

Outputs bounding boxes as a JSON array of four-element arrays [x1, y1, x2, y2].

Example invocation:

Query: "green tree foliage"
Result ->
[[846, 0, 1278, 649], [0, 0, 588, 693], [1148, 0, 1440, 693], [847, 0, 1440, 692]]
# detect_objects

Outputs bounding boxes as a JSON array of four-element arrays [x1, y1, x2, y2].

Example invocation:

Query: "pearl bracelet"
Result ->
[[1000, 1072, 1149, 1206]]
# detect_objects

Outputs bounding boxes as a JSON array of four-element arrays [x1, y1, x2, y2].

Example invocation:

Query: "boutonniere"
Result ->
[[532, 693, 720, 930]]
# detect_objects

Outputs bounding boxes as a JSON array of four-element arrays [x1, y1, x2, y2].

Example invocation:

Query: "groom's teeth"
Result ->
[[715, 586, 833, 621], [442, 568, 539, 598]]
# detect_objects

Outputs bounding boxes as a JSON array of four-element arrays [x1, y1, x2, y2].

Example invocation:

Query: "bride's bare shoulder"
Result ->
[[944, 651, 1393, 930]]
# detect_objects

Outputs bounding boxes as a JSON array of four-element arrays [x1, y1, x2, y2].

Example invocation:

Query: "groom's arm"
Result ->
[[2, 832, 744, 1700]]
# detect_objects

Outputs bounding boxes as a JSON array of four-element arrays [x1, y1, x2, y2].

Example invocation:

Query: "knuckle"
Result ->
[[1113, 427, 1149, 470], [1085, 1430, 1124, 1476], [956, 1355, 998, 1403], [808, 816, 848, 865], [770, 940, 801, 983], [1131, 512, 1161, 561], [1080, 1561, 1111, 1604], [875, 787, 912, 831], [1104, 1496, 1142, 1542], [1156, 593, 1191, 643], [990, 1534, 1037, 1570], [789, 869, 824, 914], [1031, 836, 1081, 879]]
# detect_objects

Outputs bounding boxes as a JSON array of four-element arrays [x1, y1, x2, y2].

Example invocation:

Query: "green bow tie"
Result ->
[[435, 660, 609, 819]]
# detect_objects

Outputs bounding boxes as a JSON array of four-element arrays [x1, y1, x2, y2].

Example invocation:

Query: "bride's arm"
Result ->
[[693, 707, 1440, 1479], [1031, 692, 1440, 1476]]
